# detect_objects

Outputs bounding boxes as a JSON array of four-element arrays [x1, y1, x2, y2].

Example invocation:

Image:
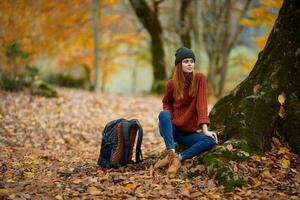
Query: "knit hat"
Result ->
[[174, 47, 196, 66]]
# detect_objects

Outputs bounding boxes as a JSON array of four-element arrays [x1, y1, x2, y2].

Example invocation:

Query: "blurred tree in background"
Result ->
[[0, 0, 282, 97]]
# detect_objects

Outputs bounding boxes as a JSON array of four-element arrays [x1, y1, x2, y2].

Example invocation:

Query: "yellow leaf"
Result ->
[[226, 144, 233, 151], [278, 147, 289, 154], [278, 92, 286, 105], [251, 155, 261, 161], [123, 182, 137, 191], [253, 180, 261, 188], [280, 158, 290, 169]]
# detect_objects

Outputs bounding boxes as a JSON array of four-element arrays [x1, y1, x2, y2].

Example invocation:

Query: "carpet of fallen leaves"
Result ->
[[0, 88, 299, 200]]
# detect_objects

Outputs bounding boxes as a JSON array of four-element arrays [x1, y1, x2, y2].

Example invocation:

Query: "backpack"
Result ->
[[97, 118, 143, 168]]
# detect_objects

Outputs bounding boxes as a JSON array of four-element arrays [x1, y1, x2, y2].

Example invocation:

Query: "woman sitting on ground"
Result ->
[[155, 47, 218, 177]]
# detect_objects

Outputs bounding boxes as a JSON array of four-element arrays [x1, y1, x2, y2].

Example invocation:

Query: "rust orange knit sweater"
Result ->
[[162, 72, 211, 132]]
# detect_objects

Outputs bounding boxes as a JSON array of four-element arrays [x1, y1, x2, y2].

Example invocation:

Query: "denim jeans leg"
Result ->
[[175, 131, 215, 161], [158, 111, 175, 150]]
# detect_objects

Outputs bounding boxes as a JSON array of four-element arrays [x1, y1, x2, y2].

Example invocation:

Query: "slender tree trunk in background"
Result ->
[[178, 0, 193, 48], [129, 0, 166, 91], [217, 0, 231, 98], [91, 0, 101, 92], [131, 64, 137, 95], [192, 0, 202, 71], [210, 0, 300, 154], [201, 0, 252, 98]]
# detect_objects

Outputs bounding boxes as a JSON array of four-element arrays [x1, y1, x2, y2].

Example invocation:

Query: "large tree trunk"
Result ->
[[209, 0, 300, 154], [190, 1, 300, 191], [129, 0, 167, 91]]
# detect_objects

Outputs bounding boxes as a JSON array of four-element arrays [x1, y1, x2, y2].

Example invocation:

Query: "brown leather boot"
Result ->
[[167, 150, 181, 178], [154, 156, 168, 169]]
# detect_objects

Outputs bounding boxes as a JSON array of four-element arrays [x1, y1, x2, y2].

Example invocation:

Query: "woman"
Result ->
[[155, 47, 218, 177]]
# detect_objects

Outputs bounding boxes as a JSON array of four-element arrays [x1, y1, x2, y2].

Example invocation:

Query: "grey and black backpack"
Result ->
[[97, 118, 143, 168]]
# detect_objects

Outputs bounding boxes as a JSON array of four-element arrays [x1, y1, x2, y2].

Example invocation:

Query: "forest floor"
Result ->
[[0, 88, 299, 199]]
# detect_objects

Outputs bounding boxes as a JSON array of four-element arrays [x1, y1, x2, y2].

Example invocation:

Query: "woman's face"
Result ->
[[181, 58, 195, 73]]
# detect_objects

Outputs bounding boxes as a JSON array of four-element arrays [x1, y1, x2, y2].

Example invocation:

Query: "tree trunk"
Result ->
[[217, 0, 231, 98], [129, 0, 167, 91], [189, 1, 300, 191], [178, 0, 193, 48], [201, 0, 252, 98], [91, 0, 101, 92], [209, 0, 300, 154]]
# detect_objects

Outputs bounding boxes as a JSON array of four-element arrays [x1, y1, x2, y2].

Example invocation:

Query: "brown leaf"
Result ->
[[207, 179, 216, 189], [278, 106, 285, 118], [149, 165, 154, 177], [88, 186, 102, 196], [55, 195, 64, 200], [253, 84, 262, 95], [189, 191, 202, 198], [272, 137, 281, 145], [0, 189, 10, 196]]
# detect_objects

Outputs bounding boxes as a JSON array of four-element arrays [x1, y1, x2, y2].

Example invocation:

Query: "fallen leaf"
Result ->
[[88, 186, 101, 196], [272, 137, 281, 145], [226, 144, 233, 151], [189, 191, 202, 198], [251, 155, 261, 161], [207, 179, 216, 189], [278, 106, 285, 118], [72, 178, 82, 184], [55, 195, 64, 200], [149, 165, 154, 177], [253, 84, 261, 95], [278, 92, 286, 105], [278, 147, 289, 154], [123, 182, 137, 191], [261, 170, 279, 183], [280, 158, 290, 169], [252, 180, 261, 188], [0, 189, 10, 195], [245, 190, 252, 196]]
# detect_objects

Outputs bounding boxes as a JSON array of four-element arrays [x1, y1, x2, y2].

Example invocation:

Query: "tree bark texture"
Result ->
[[209, 0, 300, 154], [129, 0, 167, 85]]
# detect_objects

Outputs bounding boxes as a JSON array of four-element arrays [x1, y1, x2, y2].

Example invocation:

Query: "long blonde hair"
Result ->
[[172, 63, 198, 100]]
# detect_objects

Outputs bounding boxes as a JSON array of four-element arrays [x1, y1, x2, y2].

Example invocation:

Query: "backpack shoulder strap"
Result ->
[[131, 119, 143, 163]]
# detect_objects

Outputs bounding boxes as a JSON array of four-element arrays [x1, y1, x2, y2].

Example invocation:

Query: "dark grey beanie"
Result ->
[[175, 47, 196, 66]]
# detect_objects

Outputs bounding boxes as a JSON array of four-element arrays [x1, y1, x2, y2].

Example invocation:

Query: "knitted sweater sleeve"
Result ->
[[162, 80, 174, 114], [197, 73, 211, 126]]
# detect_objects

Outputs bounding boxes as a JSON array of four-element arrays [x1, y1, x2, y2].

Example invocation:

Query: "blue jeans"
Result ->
[[158, 111, 215, 161]]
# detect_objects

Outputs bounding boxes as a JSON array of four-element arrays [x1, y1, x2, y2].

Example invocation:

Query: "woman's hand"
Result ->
[[203, 130, 218, 144], [201, 124, 218, 144]]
